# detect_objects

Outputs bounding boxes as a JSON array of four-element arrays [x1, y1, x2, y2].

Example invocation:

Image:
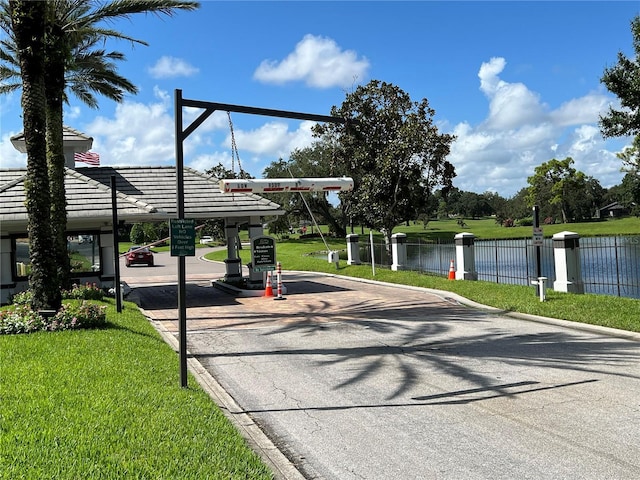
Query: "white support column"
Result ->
[[552, 231, 584, 294], [391, 233, 407, 271], [100, 232, 115, 288], [455, 232, 478, 280], [224, 221, 242, 285], [347, 234, 361, 265]]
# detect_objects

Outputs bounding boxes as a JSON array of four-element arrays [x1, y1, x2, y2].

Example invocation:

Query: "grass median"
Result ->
[[0, 299, 273, 479], [207, 237, 640, 334]]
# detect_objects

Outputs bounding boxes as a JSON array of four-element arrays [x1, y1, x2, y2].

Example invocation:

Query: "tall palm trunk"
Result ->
[[10, 0, 61, 311], [45, 21, 71, 290]]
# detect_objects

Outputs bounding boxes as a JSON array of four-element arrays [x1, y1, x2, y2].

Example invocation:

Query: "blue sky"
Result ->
[[1, 1, 639, 197]]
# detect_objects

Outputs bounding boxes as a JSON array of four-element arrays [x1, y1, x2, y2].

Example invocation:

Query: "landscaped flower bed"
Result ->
[[1, 284, 107, 335]]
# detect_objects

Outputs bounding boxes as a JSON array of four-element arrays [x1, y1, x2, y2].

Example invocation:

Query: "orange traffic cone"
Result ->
[[448, 259, 456, 280], [263, 271, 274, 297]]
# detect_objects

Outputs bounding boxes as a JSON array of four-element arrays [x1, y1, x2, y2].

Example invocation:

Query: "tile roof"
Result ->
[[10, 126, 93, 153], [0, 166, 283, 234]]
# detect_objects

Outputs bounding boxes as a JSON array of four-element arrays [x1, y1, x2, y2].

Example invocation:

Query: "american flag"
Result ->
[[74, 151, 100, 166]]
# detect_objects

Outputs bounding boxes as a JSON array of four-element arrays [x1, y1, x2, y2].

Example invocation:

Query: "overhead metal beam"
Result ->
[[174, 89, 348, 389]]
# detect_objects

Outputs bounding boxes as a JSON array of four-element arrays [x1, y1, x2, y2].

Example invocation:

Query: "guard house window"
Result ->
[[14, 234, 101, 279]]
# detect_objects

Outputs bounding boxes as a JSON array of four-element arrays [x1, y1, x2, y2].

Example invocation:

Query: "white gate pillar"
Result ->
[[552, 231, 584, 294], [347, 234, 361, 265], [99, 232, 115, 289], [391, 233, 407, 271], [455, 232, 478, 280], [224, 221, 242, 285]]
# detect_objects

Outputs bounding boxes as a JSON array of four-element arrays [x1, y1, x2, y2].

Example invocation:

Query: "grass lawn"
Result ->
[[368, 216, 640, 240], [0, 299, 273, 479], [206, 235, 640, 334]]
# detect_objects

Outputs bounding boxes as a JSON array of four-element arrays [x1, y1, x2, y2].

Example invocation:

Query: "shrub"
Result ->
[[0, 300, 106, 335], [502, 218, 514, 227], [0, 305, 44, 334], [63, 282, 104, 301], [10, 290, 33, 306], [52, 301, 107, 330]]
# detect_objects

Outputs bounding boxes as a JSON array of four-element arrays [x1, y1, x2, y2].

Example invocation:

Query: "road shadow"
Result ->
[[131, 283, 241, 310]]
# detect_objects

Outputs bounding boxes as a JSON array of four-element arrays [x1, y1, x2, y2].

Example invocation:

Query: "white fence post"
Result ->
[[552, 231, 584, 294], [347, 234, 361, 265], [391, 233, 407, 271], [455, 232, 478, 280]]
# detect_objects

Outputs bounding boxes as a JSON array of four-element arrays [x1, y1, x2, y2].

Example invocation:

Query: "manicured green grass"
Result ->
[[393, 216, 640, 240], [206, 236, 640, 334], [0, 299, 273, 480]]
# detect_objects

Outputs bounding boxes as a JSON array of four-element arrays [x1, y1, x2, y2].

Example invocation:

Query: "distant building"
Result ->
[[596, 202, 630, 219]]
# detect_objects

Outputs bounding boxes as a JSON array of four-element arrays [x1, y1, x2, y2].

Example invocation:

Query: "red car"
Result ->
[[125, 246, 154, 267]]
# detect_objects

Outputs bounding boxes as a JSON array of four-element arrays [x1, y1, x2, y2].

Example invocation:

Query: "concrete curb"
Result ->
[[141, 310, 306, 480]]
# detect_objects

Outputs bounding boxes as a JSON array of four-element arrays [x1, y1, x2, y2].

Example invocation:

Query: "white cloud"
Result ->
[[224, 120, 316, 158], [0, 131, 26, 168], [188, 151, 233, 174], [254, 34, 370, 88], [549, 94, 610, 126], [448, 57, 627, 196], [479, 57, 546, 130], [148, 56, 199, 79], [85, 89, 176, 165]]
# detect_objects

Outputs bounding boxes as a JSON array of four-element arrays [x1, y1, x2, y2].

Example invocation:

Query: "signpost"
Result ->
[[532, 206, 543, 297], [252, 236, 276, 272], [533, 227, 544, 247], [170, 218, 196, 257]]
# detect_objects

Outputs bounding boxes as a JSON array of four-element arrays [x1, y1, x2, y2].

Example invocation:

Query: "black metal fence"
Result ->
[[359, 235, 640, 299], [580, 235, 640, 298]]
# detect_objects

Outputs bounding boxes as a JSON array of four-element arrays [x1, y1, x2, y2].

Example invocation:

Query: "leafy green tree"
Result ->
[[129, 223, 144, 244], [142, 222, 159, 243], [8, 0, 60, 310], [527, 157, 603, 223], [1, 0, 199, 300], [609, 173, 640, 216], [616, 136, 640, 175], [600, 15, 640, 139], [501, 188, 531, 225], [610, 136, 640, 216], [314, 80, 455, 252]]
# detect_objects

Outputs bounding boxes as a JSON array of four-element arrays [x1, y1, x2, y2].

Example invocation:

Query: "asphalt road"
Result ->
[[121, 250, 640, 480]]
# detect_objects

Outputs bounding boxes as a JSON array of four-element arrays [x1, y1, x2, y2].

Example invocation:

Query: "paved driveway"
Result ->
[[122, 251, 640, 479]]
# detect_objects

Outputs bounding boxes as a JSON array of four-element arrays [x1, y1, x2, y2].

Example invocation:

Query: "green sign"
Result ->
[[252, 236, 276, 272], [170, 218, 195, 257]]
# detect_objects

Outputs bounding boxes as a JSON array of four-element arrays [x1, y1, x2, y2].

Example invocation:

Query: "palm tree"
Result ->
[[2, 0, 199, 303], [8, 0, 61, 310]]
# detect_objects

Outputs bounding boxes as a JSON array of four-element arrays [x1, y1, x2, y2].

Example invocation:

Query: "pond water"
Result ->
[[372, 236, 640, 300]]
